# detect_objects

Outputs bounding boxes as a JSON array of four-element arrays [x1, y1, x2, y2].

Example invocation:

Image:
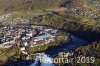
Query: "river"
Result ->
[[3, 24, 88, 66]]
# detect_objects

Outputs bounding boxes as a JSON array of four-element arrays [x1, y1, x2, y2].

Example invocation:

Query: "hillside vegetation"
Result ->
[[0, 0, 66, 12], [0, 0, 99, 11]]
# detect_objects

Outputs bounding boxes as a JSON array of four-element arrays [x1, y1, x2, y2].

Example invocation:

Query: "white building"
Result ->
[[20, 47, 25, 51], [24, 42, 28, 46]]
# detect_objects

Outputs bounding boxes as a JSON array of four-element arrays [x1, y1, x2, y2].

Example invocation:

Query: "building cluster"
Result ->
[[66, 1, 100, 19], [59, 51, 73, 58], [3, 17, 30, 25], [0, 25, 60, 49], [0, 14, 11, 22], [0, 13, 30, 25], [29, 28, 58, 47], [0, 26, 35, 48], [20, 26, 60, 55]]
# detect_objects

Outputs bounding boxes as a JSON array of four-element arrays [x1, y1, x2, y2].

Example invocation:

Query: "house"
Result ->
[[44, 29, 52, 32], [51, 30, 58, 34], [35, 33, 55, 41], [59, 52, 73, 58], [24, 42, 28, 46], [26, 32, 33, 37], [20, 47, 25, 51], [30, 38, 46, 46], [21, 35, 31, 40]]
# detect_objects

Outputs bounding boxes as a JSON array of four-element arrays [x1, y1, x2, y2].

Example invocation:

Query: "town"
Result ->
[[0, 25, 67, 53]]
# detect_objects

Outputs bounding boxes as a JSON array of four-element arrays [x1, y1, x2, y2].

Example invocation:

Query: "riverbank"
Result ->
[[55, 41, 100, 66]]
